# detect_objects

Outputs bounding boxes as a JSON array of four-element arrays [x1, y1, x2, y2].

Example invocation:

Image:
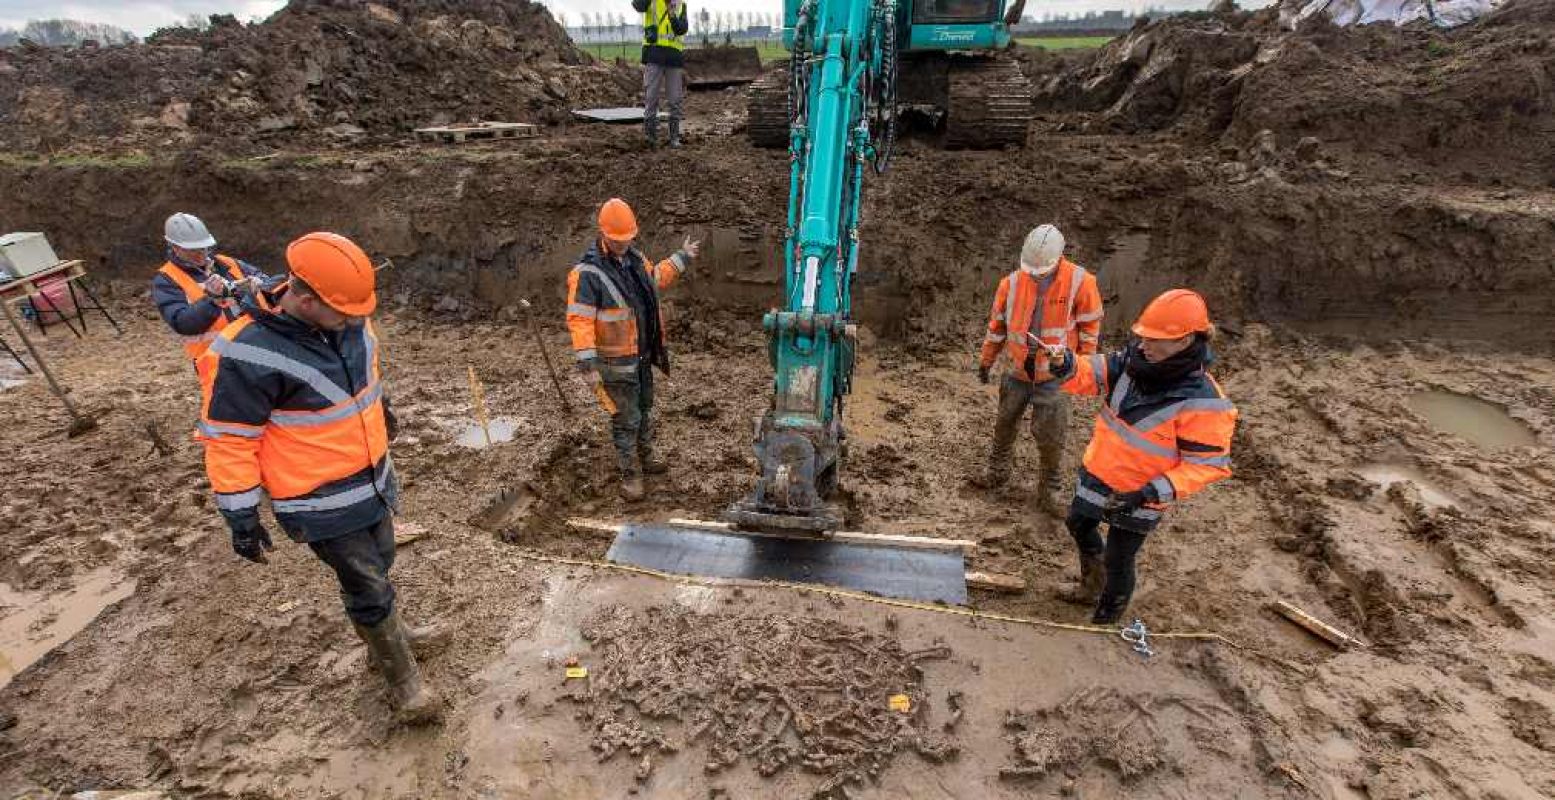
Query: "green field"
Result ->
[[1015, 35, 1115, 50]]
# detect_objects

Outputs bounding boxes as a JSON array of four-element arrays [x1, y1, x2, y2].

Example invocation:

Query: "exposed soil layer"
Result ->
[[0, 0, 634, 154], [3, 2, 1555, 798]]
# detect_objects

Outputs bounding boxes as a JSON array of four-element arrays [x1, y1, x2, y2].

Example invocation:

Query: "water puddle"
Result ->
[[456, 417, 518, 449], [0, 361, 26, 391], [1408, 390, 1537, 450], [1356, 463, 1458, 510], [0, 567, 136, 688]]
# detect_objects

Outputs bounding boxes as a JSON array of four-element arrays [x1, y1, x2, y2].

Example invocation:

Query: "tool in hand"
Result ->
[[518, 297, 573, 414]]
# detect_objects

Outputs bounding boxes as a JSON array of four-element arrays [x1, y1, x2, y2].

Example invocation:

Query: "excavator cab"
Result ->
[[750, 0, 1033, 149]]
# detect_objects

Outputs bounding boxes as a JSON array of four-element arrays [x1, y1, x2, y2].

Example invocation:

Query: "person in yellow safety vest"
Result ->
[[631, 0, 690, 147], [973, 224, 1104, 510], [196, 232, 447, 724], [1047, 289, 1238, 625], [150, 212, 276, 364], [566, 198, 700, 500]]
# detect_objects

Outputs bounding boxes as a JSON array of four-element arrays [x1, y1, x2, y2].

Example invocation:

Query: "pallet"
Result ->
[[414, 121, 537, 144]]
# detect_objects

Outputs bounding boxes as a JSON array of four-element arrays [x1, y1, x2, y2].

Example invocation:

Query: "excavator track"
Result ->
[[944, 56, 1033, 150], [747, 65, 791, 149]]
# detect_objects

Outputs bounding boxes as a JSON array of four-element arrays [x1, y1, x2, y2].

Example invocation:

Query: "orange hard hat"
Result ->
[[1132, 288, 1211, 340], [285, 232, 377, 316], [598, 197, 639, 240]]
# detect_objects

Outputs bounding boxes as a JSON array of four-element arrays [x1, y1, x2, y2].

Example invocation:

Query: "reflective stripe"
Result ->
[[1100, 411, 1179, 459], [215, 486, 263, 511], [1150, 476, 1175, 502], [574, 264, 630, 309], [1037, 326, 1068, 339], [270, 382, 383, 427], [567, 303, 598, 318], [598, 308, 632, 322], [1067, 266, 1087, 316], [1073, 309, 1104, 323], [671, 252, 688, 272], [1132, 507, 1162, 521], [984, 332, 1007, 344], [1087, 355, 1107, 392], [198, 420, 263, 439], [576, 348, 597, 361], [1075, 484, 1109, 507], [272, 465, 393, 513], [1004, 273, 1018, 329], [1182, 453, 1232, 467], [1133, 397, 1237, 433], [209, 336, 352, 405], [1109, 371, 1132, 414], [1078, 333, 1099, 342], [991, 313, 1007, 323], [1075, 483, 1161, 521]]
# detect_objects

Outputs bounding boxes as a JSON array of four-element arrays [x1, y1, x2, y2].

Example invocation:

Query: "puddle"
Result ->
[[456, 417, 518, 448], [0, 361, 26, 391], [1408, 390, 1538, 450], [0, 567, 136, 688], [1357, 464, 1458, 510]]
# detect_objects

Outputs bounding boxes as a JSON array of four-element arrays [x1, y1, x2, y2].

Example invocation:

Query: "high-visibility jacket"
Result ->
[[980, 258, 1103, 383], [196, 305, 396, 542], [1058, 349, 1236, 532], [151, 255, 265, 361], [566, 240, 686, 377], [634, 0, 688, 66]]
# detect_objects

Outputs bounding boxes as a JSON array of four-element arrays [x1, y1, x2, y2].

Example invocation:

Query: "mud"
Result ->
[[2, 0, 1555, 797]]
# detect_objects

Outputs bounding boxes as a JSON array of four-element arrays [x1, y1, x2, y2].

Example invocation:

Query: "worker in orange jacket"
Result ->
[[974, 224, 1104, 509], [565, 197, 700, 500], [1048, 289, 1237, 624], [150, 212, 276, 364], [196, 232, 444, 724]]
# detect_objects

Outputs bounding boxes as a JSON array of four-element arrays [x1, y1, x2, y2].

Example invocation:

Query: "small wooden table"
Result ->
[[0, 260, 115, 435]]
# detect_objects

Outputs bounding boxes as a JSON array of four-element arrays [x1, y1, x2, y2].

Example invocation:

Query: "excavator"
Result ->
[[726, 0, 1034, 533]]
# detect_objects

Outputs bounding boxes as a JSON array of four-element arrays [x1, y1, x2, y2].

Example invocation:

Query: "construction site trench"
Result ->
[[3, 1, 1555, 798]]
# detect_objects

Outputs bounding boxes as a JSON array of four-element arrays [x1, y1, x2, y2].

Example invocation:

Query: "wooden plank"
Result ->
[[1271, 600, 1367, 650], [666, 517, 978, 553], [966, 571, 1026, 593]]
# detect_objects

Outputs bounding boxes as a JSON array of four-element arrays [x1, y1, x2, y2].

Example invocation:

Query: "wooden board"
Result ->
[[1271, 600, 1367, 649], [414, 122, 537, 144], [966, 571, 1026, 593], [567, 517, 976, 554]]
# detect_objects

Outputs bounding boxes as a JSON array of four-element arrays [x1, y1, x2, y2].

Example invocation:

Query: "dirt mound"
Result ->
[[0, 0, 635, 153], [575, 606, 958, 795], [1032, 0, 1555, 185]]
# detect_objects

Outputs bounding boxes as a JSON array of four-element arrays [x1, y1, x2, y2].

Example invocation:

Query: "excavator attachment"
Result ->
[[726, 425, 844, 534], [683, 45, 764, 89]]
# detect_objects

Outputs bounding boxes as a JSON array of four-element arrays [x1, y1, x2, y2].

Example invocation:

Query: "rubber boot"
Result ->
[[969, 450, 1008, 490], [644, 119, 659, 148], [1057, 552, 1106, 605], [639, 445, 669, 476], [668, 119, 682, 149], [1091, 592, 1133, 626], [355, 616, 450, 669], [357, 610, 441, 724]]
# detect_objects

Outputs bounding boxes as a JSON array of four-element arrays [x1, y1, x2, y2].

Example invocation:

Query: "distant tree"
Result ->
[[1, 18, 137, 47]]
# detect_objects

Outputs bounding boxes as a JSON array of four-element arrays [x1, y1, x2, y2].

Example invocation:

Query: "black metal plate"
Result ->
[[606, 523, 968, 605]]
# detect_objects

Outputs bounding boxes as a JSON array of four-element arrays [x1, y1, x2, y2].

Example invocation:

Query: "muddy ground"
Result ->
[[4, 1, 1555, 797]]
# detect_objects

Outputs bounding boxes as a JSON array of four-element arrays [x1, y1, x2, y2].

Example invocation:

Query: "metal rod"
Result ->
[[73, 277, 122, 334], [519, 298, 573, 414], [467, 365, 493, 446], [0, 297, 91, 432]]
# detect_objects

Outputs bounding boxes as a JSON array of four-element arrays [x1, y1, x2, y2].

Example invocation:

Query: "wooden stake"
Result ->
[[467, 365, 492, 446], [1271, 600, 1366, 650]]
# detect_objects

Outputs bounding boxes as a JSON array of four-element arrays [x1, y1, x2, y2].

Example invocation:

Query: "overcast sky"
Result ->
[[0, 0, 1246, 36]]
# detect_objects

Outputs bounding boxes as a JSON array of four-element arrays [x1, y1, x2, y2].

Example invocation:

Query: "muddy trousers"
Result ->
[[643, 63, 684, 140], [1064, 507, 1146, 605], [989, 376, 1070, 478], [308, 517, 397, 627], [602, 361, 656, 475]]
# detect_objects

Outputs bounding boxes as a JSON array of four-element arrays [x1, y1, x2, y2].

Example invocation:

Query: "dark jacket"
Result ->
[[150, 255, 269, 336], [631, 0, 689, 67], [198, 294, 397, 543]]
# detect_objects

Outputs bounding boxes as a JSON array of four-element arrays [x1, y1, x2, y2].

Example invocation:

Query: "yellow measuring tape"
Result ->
[[501, 547, 1302, 672]]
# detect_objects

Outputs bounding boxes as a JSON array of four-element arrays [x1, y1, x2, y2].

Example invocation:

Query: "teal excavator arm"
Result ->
[[728, 0, 898, 532]]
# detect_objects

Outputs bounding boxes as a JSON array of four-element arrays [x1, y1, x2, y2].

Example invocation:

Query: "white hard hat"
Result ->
[[1020, 224, 1064, 277], [165, 212, 216, 249]]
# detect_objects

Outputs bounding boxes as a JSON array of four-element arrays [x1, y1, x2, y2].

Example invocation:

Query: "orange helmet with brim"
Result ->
[[285, 232, 377, 316], [1132, 288, 1210, 340], [598, 197, 639, 241]]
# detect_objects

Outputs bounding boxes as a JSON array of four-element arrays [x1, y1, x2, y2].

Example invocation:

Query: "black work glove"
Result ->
[[1105, 484, 1159, 515], [976, 365, 990, 385], [383, 397, 400, 442], [230, 518, 274, 564]]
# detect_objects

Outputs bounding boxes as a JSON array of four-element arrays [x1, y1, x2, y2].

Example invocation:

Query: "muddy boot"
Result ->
[[620, 469, 646, 501], [357, 610, 442, 724], [1090, 592, 1133, 626], [1057, 551, 1105, 605], [639, 447, 669, 476], [644, 119, 659, 148], [668, 119, 682, 149]]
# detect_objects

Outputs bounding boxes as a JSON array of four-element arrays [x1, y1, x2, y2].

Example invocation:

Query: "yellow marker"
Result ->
[[888, 694, 911, 713], [565, 666, 588, 680], [468, 365, 493, 446]]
